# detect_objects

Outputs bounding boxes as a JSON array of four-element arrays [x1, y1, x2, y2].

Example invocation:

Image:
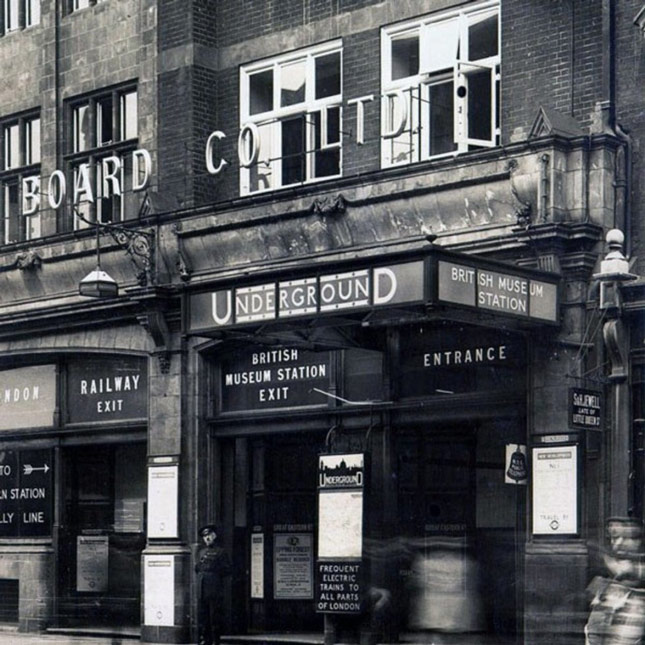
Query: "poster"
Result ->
[[318, 491, 363, 558], [144, 555, 175, 626], [274, 533, 313, 599], [251, 533, 264, 599], [147, 465, 178, 538], [77, 535, 109, 592], [532, 445, 578, 535]]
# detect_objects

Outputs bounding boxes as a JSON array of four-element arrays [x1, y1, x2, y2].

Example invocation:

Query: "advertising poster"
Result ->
[[144, 555, 175, 626], [532, 445, 578, 535], [274, 533, 313, 599], [77, 535, 109, 592], [147, 465, 178, 538], [251, 533, 264, 599]]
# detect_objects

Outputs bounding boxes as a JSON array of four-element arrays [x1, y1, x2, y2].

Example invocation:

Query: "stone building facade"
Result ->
[[0, 1, 643, 644]]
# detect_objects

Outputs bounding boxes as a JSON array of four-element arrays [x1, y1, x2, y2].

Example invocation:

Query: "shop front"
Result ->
[[188, 241, 558, 643], [0, 353, 147, 632]]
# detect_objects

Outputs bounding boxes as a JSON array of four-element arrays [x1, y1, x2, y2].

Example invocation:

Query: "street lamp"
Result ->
[[78, 216, 119, 298]]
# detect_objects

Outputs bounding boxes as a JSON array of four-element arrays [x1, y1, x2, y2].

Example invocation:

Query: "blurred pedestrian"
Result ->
[[195, 524, 232, 645]]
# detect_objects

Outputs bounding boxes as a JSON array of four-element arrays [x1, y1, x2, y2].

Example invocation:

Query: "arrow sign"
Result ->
[[23, 464, 50, 475]]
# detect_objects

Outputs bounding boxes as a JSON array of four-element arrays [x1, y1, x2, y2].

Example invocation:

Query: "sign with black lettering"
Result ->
[[67, 357, 147, 423], [315, 561, 364, 614], [0, 365, 57, 431], [0, 448, 53, 537], [569, 388, 602, 429], [220, 348, 331, 412]]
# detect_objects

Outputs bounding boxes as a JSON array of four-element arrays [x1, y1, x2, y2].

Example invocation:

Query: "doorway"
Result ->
[[57, 442, 146, 628]]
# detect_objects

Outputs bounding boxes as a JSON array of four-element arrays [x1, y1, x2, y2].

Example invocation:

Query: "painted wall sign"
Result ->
[[569, 388, 602, 429], [274, 533, 314, 599], [67, 357, 147, 423], [532, 445, 578, 535], [220, 349, 331, 412], [0, 448, 53, 537], [147, 465, 178, 539], [0, 365, 57, 431], [251, 533, 265, 599], [438, 260, 558, 322], [144, 555, 175, 626], [77, 535, 109, 592], [315, 561, 364, 614], [189, 261, 424, 332]]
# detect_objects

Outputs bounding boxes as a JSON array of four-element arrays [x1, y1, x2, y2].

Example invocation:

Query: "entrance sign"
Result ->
[[274, 533, 314, 599], [0, 448, 53, 537], [220, 349, 331, 412], [438, 260, 558, 322], [67, 357, 147, 423], [251, 533, 265, 599], [77, 535, 109, 592], [147, 465, 178, 539], [532, 445, 578, 535], [569, 388, 602, 429], [187, 250, 559, 335], [0, 365, 57, 431], [144, 555, 175, 626]]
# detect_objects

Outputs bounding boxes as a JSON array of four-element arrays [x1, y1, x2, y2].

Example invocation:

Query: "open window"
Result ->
[[381, 2, 499, 167]]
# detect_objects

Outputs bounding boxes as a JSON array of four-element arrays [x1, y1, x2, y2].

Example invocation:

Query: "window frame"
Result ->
[[0, 112, 41, 245], [66, 86, 139, 229], [1, 0, 41, 34], [239, 40, 343, 196], [380, 1, 500, 168]]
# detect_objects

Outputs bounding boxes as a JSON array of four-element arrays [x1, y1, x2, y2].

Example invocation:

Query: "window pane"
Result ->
[[249, 70, 273, 115], [315, 52, 340, 99], [120, 91, 138, 140], [97, 96, 114, 146], [26, 118, 40, 165], [26, 0, 40, 27], [4, 124, 19, 169], [4, 183, 21, 243], [427, 19, 459, 72], [248, 122, 274, 192], [73, 0, 90, 10], [428, 82, 455, 156], [312, 109, 340, 179], [468, 13, 498, 61], [73, 104, 90, 152], [4, 0, 19, 32], [386, 89, 417, 164], [73, 165, 92, 229], [467, 69, 492, 141], [280, 60, 306, 107], [391, 33, 419, 80], [281, 116, 305, 185]]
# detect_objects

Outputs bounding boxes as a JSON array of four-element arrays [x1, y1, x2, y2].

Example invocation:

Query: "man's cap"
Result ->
[[199, 524, 218, 537]]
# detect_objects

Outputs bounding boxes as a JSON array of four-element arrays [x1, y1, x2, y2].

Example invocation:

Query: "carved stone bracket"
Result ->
[[137, 308, 172, 374], [310, 194, 347, 216], [14, 250, 42, 271], [507, 160, 532, 227], [172, 222, 193, 282]]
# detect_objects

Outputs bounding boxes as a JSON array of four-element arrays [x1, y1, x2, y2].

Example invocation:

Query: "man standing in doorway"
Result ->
[[196, 524, 232, 645]]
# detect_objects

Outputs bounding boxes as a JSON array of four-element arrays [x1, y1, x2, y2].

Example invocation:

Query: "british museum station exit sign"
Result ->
[[187, 249, 559, 333]]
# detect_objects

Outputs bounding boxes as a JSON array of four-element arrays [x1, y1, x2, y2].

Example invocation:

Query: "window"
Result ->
[[2, 0, 40, 32], [0, 114, 41, 244], [67, 87, 138, 228], [240, 41, 342, 195], [381, 1, 500, 167], [71, 0, 105, 12]]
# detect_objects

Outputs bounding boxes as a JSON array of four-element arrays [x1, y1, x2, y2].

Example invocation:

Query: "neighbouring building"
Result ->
[[0, 1, 644, 644]]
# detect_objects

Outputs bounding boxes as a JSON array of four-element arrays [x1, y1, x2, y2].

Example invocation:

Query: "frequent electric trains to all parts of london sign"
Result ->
[[187, 253, 559, 333]]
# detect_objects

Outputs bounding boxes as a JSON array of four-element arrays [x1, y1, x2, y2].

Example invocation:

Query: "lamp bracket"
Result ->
[[74, 208, 156, 286]]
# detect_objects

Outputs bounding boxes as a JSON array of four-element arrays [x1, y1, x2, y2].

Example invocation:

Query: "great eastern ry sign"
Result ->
[[187, 250, 559, 334]]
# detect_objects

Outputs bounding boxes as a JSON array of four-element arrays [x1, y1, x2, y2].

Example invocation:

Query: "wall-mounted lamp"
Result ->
[[75, 208, 155, 298]]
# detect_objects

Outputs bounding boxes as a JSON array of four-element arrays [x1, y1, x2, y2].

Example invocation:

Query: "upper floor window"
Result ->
[[2, 0, 40, 33], [240, 41, 342, 195], [0, 113, 41, 244], [68, 87, 139, 228], [70, 0, 105, 12], [381, 1, 500, 167]]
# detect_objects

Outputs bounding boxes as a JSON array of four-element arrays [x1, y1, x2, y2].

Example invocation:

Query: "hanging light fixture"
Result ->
[[78, 216, 119, 298]]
